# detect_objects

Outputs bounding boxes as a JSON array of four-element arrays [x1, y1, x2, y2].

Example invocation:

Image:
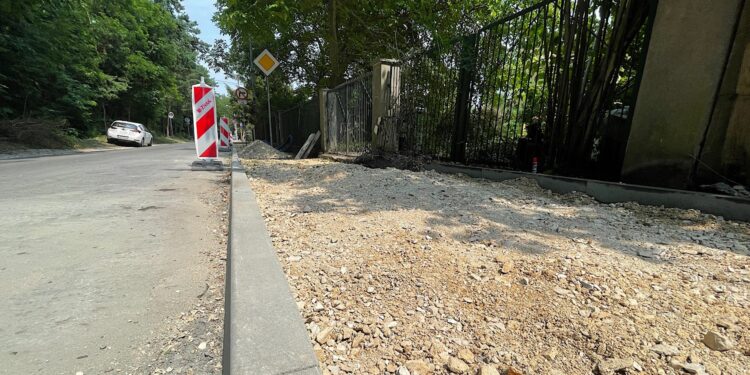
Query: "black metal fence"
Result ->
[[325, 73, 373, 154], [256, 0, 654, 179], [276, 96, 320, 153], [395, 0, 655, 178]]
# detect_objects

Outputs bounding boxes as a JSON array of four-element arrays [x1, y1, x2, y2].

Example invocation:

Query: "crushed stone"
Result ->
[[244, 159, 750, 375], [238, 140, 290, 160]]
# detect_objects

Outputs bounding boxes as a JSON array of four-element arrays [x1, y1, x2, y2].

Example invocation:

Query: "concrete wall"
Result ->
[[722, 43, 750, 185], [697, 1, 750, 186], [621, 0, 744, 188]]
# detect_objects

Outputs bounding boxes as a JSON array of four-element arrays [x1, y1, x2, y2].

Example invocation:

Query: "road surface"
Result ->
[[0, 144, 226, 374]]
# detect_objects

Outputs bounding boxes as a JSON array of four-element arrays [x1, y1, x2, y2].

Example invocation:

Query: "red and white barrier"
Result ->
[[219, 116, 231, 149], [191, 79, 218, 159]]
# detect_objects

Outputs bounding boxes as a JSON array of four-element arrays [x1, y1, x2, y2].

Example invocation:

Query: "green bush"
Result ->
[[0, 119, 75, 149]]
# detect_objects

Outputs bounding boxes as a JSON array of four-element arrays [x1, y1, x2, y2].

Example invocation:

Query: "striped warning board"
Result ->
[[219, 116, 231, 149], [191, 80, 218, 159]]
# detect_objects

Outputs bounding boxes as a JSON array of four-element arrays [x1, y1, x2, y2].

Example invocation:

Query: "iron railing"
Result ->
[[395, 0, 655, 178], [276, 96, 320, 153], [325, 73, 373, 154]]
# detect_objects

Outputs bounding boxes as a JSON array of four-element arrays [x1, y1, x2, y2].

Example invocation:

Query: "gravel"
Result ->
[[238, 140, 290, 159], [244, 158, 750, 375]]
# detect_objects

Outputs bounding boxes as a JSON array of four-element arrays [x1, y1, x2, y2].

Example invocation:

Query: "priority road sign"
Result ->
[[254, 49, 279, 76]]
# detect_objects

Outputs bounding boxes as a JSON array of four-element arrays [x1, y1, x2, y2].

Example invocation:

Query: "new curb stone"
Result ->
[[223, 151, 320, 375]]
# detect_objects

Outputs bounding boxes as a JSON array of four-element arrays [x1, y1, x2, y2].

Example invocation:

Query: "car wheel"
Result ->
[[149, 139, 153, 147], [139, 138, 144, 147]]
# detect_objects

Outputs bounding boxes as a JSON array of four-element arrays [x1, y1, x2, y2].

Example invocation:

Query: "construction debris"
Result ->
[[238, 140, 290, 159], [244, 158, 750, 375], [295, 131, 321, 160]]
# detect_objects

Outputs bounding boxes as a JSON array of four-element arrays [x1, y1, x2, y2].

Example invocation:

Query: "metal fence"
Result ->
[[395, 0, 655, 177], [325, 73, 373, 154], [255, 0, 654, 179], [276, 96, 320, 153]]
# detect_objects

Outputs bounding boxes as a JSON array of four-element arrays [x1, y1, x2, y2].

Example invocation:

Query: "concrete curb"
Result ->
[[427, 162, 750, 222], [223, 151, 320, 375]]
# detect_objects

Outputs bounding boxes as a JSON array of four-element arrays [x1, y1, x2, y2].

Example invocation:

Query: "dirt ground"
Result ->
[[242, 158, 749, 375], [130, 173, 229, 375]]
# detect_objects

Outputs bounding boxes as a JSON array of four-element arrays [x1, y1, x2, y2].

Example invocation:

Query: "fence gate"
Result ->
[[325, 73, 373, 154]]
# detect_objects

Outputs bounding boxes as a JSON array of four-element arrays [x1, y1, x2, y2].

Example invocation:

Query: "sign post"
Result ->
[[167, 111, 174, 137], [253, 49, 279, 146], [190, 77, 222, 170]]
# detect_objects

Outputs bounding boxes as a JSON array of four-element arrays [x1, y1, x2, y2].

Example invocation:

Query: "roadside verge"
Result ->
[[224, 151, 320, 375]]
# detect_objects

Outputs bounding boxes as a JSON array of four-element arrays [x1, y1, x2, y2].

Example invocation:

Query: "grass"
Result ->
[[72, 135, 110, 149], [153, 134, 190, 144]]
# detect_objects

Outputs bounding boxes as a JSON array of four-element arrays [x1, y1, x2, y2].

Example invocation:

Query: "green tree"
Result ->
[[0, 0, 211, 136]]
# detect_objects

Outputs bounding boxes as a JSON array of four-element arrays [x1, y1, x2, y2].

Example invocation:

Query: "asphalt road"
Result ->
[[0, 144, 225, 374]]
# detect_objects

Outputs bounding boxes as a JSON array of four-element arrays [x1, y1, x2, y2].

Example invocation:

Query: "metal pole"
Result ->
[[266, 75, 273, 146], [346, 86, 350, 153]]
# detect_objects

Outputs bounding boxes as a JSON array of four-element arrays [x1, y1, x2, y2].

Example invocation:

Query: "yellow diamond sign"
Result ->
[[254, 49, 279, 76]]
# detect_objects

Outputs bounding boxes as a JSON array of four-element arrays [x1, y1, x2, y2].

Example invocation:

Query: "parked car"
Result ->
[[106, 121, 153, 147]]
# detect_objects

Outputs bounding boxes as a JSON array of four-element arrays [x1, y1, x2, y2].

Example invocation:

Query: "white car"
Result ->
[[107, 121, 153, 147]]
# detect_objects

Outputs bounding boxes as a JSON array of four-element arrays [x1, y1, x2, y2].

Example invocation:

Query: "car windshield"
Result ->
[[111, 122, 138, 130]]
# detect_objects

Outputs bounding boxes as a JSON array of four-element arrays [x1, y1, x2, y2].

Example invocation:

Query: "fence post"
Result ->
[[451, 34, 479, 163], [372, 59, 401, 153], [319, 89, 329, 152]]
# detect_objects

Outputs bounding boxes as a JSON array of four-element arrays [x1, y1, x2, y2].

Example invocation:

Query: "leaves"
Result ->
[[0, 0, 208, 135], [212, 0, 525, 92]]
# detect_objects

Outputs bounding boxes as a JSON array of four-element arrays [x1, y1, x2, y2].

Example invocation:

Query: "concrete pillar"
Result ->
[[699, 1, 750, 186], [319, 89, 329, 153], [371, 59, 400, 153], [721, 42, 750, 184], [621, 0, 744, 188]]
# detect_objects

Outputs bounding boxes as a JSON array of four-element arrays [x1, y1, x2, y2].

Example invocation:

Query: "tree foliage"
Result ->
[[0, 0, 210, 135], [212, 0, 535, 92]]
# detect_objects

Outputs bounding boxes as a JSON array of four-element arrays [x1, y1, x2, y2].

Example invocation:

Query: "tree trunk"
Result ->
[[326, 0, 344, 86], [572, 0, 648, 162]]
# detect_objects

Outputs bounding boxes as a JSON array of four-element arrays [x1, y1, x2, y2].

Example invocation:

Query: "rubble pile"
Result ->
[[245, 159, 750, 375], [238, 140, 290, 159]]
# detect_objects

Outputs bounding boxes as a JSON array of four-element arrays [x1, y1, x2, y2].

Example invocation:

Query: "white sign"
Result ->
[[219, 117, 231, 148], [191, 78, 218, 159], [168, 111, 174, 119], [253, 49, 279, 76]]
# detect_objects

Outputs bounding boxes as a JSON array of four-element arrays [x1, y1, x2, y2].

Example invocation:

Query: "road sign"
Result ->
[[168, 111, 174, 119], [184, 116, 190, 125], [253, 49, 279, 76], [191, 77, 219, 159], [254, 49, 278, 145], [234, 87, 248, 100]]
